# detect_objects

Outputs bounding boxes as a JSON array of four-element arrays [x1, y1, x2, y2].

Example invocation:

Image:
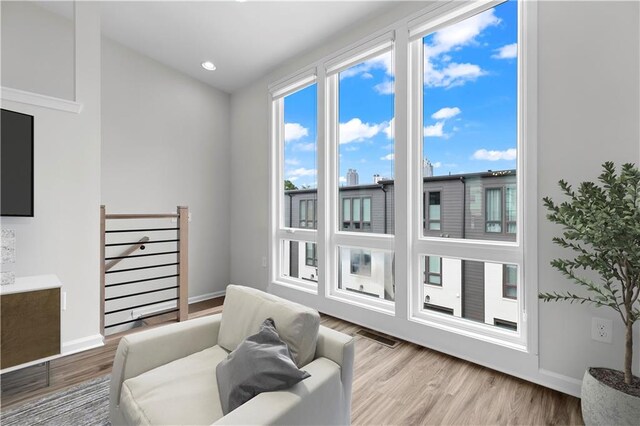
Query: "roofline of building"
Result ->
[[284, 169, 516, 194]]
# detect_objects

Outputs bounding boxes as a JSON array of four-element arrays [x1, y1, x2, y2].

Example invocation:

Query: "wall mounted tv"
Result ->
[[1, 109, 34, 217]]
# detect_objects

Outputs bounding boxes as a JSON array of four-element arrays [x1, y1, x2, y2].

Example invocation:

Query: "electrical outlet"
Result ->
[[592, 317, 613, 343]]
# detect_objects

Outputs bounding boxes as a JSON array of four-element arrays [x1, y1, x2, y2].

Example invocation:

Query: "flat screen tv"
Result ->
[[1, 109, 34, 217]]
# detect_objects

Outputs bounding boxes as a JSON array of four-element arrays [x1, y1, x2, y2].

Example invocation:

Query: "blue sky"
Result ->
[[283, 0, 517, 188]]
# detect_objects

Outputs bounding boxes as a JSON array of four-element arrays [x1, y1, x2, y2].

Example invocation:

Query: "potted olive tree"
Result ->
[[540, 162, 639, 425]]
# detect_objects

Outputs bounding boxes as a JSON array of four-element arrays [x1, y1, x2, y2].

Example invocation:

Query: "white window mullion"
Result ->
[[276, 229, 317, 243], [393, 25, 410, 321], [334, 233, 394, 252], [325, 73, 339, 298], [316, 65, 328, 299]]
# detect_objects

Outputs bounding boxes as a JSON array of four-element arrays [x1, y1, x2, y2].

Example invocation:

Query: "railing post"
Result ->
[[100, 205, 106, 335], [177, 206, 189, 321]]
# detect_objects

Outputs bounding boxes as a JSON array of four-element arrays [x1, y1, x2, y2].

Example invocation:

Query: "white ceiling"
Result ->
[[42, 1, 403, 94]]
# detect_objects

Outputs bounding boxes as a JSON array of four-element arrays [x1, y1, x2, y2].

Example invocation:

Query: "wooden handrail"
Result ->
[[104, 236, 149, 272], [101, 205, 189, 336], [105, 213, 179, 220]]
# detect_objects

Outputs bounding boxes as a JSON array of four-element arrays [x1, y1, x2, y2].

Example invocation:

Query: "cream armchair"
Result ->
[[109, 285, 355, 425]]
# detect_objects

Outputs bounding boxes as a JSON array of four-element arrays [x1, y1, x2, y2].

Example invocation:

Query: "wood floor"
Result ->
[[1, 298, 583, 425]]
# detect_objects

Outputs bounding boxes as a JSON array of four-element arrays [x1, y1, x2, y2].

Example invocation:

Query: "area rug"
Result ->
[[1, 375, 110, 426]]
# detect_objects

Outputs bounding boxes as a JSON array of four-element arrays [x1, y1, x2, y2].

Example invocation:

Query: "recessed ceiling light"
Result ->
[[201, 61, 216, 71]]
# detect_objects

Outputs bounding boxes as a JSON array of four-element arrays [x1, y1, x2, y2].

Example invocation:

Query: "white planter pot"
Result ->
[[581, 368, 640, 426]]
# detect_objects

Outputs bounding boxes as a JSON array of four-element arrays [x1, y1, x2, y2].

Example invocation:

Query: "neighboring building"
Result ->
[[346, 168, 359, 186], [423, 158, 434, 177], [283, 169, 518, 330]]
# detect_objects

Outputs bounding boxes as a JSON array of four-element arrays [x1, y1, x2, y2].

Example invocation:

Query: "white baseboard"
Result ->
[[132, 290, 226, 319], [62, 333, 105, 356], [537, 368, 583, 398], [189, 290, 226, 304]]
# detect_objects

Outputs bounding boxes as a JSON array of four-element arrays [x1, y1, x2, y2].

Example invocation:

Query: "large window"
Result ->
[[272, 76, 318, 291], [327, 38, 396, 307], [412, 0, 522, 342], [271, 0, 528, 349]]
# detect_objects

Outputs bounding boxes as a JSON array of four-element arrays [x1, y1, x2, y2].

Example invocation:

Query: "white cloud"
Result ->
[[292, 142, 316, 152], [383, 117, 394, 139], [431, 107, 461, 120], [427, 9, 501, 57], [287, 167, 317, 178], [339, 176, 347, 183], [423, 9, 500, 88], [472, 148, 517, 161], [340, 51, 393, 80], [432, 162, 442, 168], [339, 118, 387, 144], [425, 62, 485, 88], [424, 121, 445, 137], [284, 123, 309, 142], [344, 145, 359, 152], [380, 153, 395, 161], [374, 80, 394, 95], [492, 43, 517, 59], [285, 158, 300, 166], [288, 177, 299, 182]]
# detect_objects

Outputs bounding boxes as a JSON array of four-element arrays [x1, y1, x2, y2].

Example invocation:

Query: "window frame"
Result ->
[[269, 70, 319, 294], [409, 0, 531, 350], [324, 33, 397, 313]]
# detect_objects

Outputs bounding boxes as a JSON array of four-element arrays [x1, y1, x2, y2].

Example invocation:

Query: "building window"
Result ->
[[485, 188, 503, 233], [305, 242, 317, 267], [506, 185, 516, 234], [342, 197, 372, 231], [350, 249, 371, 276], [424, 303, 454, 315], [427, 192, 441, 231], [494, 318, 517, 331], [299, 199, 316, 229], [503, 264, 517, 299], [425, 256, 442, 286]]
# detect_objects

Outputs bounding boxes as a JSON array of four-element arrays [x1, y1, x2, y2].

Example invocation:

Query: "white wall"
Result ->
[[0, 3, 102, 352], [101, 37, 231, 300], [484, 262, 517, 325], [424, 258, 462, 316], [1, 1, 75, 100], [229, 1, 640, 396], [536, 0, 640, 381]]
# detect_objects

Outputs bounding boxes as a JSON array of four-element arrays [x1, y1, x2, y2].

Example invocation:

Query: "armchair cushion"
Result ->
[[216, 318, 310, 415], [218, 285, 320, 367], [120, 345, 229, 425]]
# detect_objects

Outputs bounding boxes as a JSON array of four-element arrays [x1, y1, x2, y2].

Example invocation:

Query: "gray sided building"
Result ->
[[283, 169, 518, 331]]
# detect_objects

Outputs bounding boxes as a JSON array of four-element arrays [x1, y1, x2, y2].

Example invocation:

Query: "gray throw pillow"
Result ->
[[216, 318, 311, 415]]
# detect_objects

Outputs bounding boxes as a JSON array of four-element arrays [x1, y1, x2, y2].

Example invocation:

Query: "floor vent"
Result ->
[[356, 328, 400, 348]]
